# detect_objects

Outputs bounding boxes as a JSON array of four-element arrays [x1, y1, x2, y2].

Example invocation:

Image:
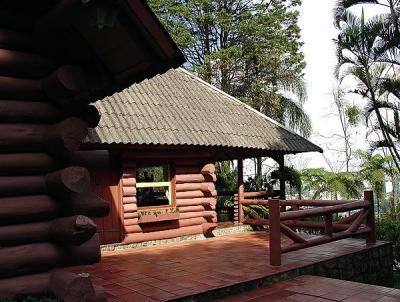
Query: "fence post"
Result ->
[[364, 190, 376, 245], [269, 199, 281, 266], [237, 158, 244, 224]]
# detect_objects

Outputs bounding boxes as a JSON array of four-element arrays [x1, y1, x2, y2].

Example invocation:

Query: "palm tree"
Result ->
[[335, 8, 400, 172]]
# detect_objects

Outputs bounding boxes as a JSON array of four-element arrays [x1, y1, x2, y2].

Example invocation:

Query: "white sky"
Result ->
[[294, 0, 387, 172]]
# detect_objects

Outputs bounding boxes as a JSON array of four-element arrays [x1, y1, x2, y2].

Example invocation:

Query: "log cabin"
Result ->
[[0, 0, 184, 300], [82, 68, 323, 245]]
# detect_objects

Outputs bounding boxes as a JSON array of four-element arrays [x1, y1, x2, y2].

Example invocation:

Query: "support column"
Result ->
[[277, 155, 286, 200], [237, 158, 244, 224]]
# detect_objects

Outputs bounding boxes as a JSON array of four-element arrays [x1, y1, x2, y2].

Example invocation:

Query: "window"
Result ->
[[136, 164, 172, 207]]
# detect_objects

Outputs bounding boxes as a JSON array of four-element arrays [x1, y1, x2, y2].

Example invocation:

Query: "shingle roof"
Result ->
[[86, 68, 322, 154]]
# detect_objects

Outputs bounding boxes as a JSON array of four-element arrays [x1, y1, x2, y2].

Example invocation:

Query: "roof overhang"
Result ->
[[0, 0, 185, 103]]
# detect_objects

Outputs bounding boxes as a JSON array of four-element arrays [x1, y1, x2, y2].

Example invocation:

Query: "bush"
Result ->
[[376, 214, 400, 270]]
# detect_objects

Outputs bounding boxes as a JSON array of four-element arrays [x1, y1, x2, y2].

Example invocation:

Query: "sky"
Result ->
[[295, 0, 386, 172]]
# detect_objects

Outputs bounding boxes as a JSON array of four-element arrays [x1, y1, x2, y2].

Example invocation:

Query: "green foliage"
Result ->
[[334, 0, 400, 172], [376, 212, 400, 270], [148, 0, 311, 137], [345, 104, 361, 126], [215, 161, 237, 192], [301, 168, 363, 199]]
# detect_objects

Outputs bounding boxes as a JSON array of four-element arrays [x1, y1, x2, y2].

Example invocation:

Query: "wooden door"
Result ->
[[91, 169, 123, 244]]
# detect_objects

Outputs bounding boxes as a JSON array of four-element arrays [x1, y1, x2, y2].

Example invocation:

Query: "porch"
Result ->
[[70, 232, 392, 302]]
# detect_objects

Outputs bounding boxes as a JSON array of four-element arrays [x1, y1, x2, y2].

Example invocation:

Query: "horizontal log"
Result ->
[[0, 166, 89, 196], [280, 200, 370, 221], [122, 196, 137, 204], [176, 197, 216, 207], [66, 150, 112, 169], [123, 203, 138, 213], [243, 218, 269, 226], [0, 48, 55, 78], [123, 224, 142, 234], [240, 199, 269, 206], [123, 225, 204, 244], [121, 177, 136, 187], [0, 100, 60, 123], [176, 190, 217, 199], [0, 272, 50, 299], [176, 174, 216, 183], [282, 227, 371, 253], [179, 211, 216, 220], [241, 190, 280, 198], [0, 29, 36, 51], [45, 166, 90, 195], [0, 153, 57, 175], [177, 205, 207, 213], [124, 212, 139, 219], [281, 199, 361, 207], [42, 65, 87, 101], [0, 234, 100, 278], [0, 215, 96, 246], [0, 117, 88, 152], [50, 215, 97, 245], [49, 270, 97, 302], [0, 75, 43, 100], [175, 163, 216, 174], [124, 218, 139, 226], [123, 186, 136, 196], [176, 182, 215, 192], [0, 193, 109, 225], [178, 217, 208, 227]]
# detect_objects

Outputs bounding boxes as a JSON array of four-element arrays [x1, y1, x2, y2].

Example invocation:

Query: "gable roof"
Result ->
[[86, 68, 322, 156]]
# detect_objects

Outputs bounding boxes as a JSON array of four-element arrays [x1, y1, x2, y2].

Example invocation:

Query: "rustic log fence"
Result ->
[[240, 190, 376, 266]]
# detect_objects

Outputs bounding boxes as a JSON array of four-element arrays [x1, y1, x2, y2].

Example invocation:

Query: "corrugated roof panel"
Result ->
[[86, 68, 322, 154]]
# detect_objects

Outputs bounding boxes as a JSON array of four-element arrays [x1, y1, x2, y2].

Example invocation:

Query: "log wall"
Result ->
[[0, 29, 109, 300], [93, 150, 217, 244]]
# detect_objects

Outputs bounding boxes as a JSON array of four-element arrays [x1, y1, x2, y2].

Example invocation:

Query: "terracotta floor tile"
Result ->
[[68, 233, 390, 300]]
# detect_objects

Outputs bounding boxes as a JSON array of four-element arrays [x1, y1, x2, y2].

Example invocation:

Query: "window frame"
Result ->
[[135, 162, 176, 209]]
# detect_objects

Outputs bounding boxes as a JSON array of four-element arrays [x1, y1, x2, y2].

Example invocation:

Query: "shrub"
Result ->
[[0, 297, 57, 302], [376, 214, 400, 270]]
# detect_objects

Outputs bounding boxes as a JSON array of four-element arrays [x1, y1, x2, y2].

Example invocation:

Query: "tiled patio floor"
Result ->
[[70, 232, 387, 301], [214, 275, 400, 302]]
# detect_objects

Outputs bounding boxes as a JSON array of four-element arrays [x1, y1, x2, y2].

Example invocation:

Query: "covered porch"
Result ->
[[70, 231, 392, 301]]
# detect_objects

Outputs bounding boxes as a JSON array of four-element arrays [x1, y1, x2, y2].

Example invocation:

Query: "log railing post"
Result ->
[[237, 158, 244, 224], [269, 199, 281, 266], [364, 190, 376, 245], [324, 213, 333, 237]]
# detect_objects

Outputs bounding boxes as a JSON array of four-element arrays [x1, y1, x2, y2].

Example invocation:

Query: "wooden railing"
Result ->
[[234, 190, 280, 222], [240, 191, 376, 266]]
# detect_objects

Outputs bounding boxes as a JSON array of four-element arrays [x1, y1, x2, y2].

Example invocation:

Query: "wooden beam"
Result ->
[[364, 190, 376, 245], [237, 158, 244, 223], [280, 223, 307, 244], [279, 200, 370, 221], [345, 209, 369, 233], [269, 199, 281, 266]]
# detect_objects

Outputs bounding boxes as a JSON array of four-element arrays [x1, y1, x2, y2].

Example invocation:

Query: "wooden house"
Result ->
[[0, 0, 184, 299], [82, 68, 322, 245]]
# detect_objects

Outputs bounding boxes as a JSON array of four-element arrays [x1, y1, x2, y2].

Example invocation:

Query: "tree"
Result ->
[[334, 0, 400, 172], [301, 168, 363, 200], [148, 0, 311, 137]]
